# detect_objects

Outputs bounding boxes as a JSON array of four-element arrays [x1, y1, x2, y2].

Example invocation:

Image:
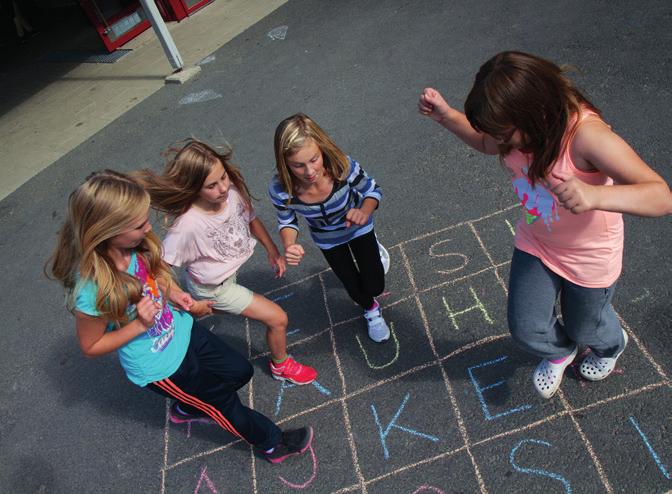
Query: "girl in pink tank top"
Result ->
[[418, 51, 672, 399]]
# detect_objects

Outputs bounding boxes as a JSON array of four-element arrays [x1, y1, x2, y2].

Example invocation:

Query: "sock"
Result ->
[[271, 355, 289, 366], [365, 300, 379, 313], [265, 447, 275, 454], [549, 354, 572, 364]]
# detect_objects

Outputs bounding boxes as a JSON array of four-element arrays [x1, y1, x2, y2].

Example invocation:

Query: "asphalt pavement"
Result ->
[[1, 1, 671, 493]]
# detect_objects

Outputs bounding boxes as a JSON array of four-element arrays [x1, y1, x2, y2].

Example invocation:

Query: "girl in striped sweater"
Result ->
[[269, 113, 390, 343]]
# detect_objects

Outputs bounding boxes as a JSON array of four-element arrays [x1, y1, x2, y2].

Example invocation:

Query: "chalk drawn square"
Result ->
[[419, 270, 509, 358], [471, 416, 606, 493], [165, 378, 256, 465], [554, 325, 665, 411], [381, 243, 417, 304], [249, 330, 341, 422], [322, 268, 362, 323], [470, 205, 520, 265], [331, 298, 435, 391], [575, 386, 672, 492], [255, 403, 359, 493], [346, 366, 463, 480], [166, 410, 247, 466], [444, 339, 567, 444], [365, 450, 481, 494], [163, 439, 254, 493], [249, 276, 330, 359], [499, 264, 510, 288], [323, 243, 416, 326], [402, 222, 491, 292]]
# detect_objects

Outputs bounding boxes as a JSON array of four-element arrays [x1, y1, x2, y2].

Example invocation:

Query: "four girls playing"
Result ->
[[49, 51, 672, 465]]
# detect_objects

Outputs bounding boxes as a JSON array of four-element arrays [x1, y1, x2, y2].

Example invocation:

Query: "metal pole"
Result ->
[[137, 0, 184, 70]]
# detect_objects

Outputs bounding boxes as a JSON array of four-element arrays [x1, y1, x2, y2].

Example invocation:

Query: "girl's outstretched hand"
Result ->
[[268, 249, 287, 278], [344, 208, 370, 228], [190, 300, 215, 317], [136, 295, 161, 328], [418, 87, 452, 123], [551, 171, 597, 214], [284, 243, 305, 266], [170, 291, 194, 312]]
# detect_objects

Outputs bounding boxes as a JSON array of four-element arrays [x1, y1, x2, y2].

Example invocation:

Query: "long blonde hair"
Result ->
[[134, 139, 253, 224], [46, 170, 173, 324], [273, 113, 350, 198]]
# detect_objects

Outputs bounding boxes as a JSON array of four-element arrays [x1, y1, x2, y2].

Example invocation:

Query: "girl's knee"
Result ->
[[267, 308, 288, 333], [507, 312, 539, 350], [238, 361, 254, 384], [509, 326, 529, 349]]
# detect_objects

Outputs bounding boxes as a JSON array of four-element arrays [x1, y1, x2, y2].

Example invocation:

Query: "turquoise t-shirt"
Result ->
[[74, 252, 192, 387]]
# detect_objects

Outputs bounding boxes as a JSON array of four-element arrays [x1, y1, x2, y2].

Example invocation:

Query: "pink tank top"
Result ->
[[503, 111, 624, 288]]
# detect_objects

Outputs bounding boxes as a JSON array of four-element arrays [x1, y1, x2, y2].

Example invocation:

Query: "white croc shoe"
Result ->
[[533, 346, 578, 399], [579, 329, 628, 381]]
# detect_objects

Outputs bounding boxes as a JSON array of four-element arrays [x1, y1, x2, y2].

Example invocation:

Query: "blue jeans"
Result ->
[[507, 249, 625, 360]]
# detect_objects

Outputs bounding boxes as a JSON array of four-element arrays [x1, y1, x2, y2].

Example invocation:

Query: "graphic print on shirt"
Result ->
[[512, 167, 559, 231], [205, 201, 254, 260], [133, 256, 175, 352]]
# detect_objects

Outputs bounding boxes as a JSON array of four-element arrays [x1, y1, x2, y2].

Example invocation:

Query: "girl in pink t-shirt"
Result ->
[[419, 51, 672, 399], [135, 139, 317, 388]]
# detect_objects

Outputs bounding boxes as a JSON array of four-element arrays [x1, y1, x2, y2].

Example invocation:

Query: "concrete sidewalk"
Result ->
[[0, 0, 285, 201]]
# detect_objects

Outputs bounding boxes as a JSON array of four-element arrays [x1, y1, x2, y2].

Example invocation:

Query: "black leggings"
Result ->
[[148, 322, 281, 450], [320, 229, 385, 310]]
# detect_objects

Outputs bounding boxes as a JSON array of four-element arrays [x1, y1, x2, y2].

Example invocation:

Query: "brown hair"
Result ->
[[134, 138, 254, 223], [464, 51, 600, 185], [273, 113, 350, 198]]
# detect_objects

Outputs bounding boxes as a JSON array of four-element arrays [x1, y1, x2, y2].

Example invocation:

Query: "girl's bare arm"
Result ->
[[553, 121, 672, 217], [75, 295, 157, 357], [418, 87, 500, 155]]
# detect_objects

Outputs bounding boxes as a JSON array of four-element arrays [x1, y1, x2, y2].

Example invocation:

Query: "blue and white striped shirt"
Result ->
[[268, 157, 382, 249]]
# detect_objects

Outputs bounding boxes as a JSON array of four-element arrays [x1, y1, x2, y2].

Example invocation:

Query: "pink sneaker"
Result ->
[[169, 402, 214, 425], [270, 356, 317, 385]]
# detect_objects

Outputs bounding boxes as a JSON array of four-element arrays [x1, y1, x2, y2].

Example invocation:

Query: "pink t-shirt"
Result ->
[[504, 111, 624, 288], [162, 186, 257, 285]]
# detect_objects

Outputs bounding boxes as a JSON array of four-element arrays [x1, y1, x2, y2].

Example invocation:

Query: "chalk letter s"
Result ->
[[509, 439, 572, 493]]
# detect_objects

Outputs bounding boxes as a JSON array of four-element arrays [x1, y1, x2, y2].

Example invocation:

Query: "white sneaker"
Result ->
[[533, 346, 578, 399], [364, 304, 390, 343], [579, 329, 628, 381], [378, 242, 390, 275]]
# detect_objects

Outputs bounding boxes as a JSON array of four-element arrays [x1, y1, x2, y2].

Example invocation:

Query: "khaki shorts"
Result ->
[[186, 273, 254, 315]]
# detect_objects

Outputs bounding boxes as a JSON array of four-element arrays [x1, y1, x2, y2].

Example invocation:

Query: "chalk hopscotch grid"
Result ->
[[158, 205, 671, 493]]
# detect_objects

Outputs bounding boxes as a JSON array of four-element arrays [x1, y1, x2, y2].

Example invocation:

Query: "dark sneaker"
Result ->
[[169, 402, 214, 425], [264, 426, 314, 464]]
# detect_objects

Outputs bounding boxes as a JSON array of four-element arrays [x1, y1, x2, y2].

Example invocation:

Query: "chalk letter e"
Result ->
[[467, 355, 532, 421]]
